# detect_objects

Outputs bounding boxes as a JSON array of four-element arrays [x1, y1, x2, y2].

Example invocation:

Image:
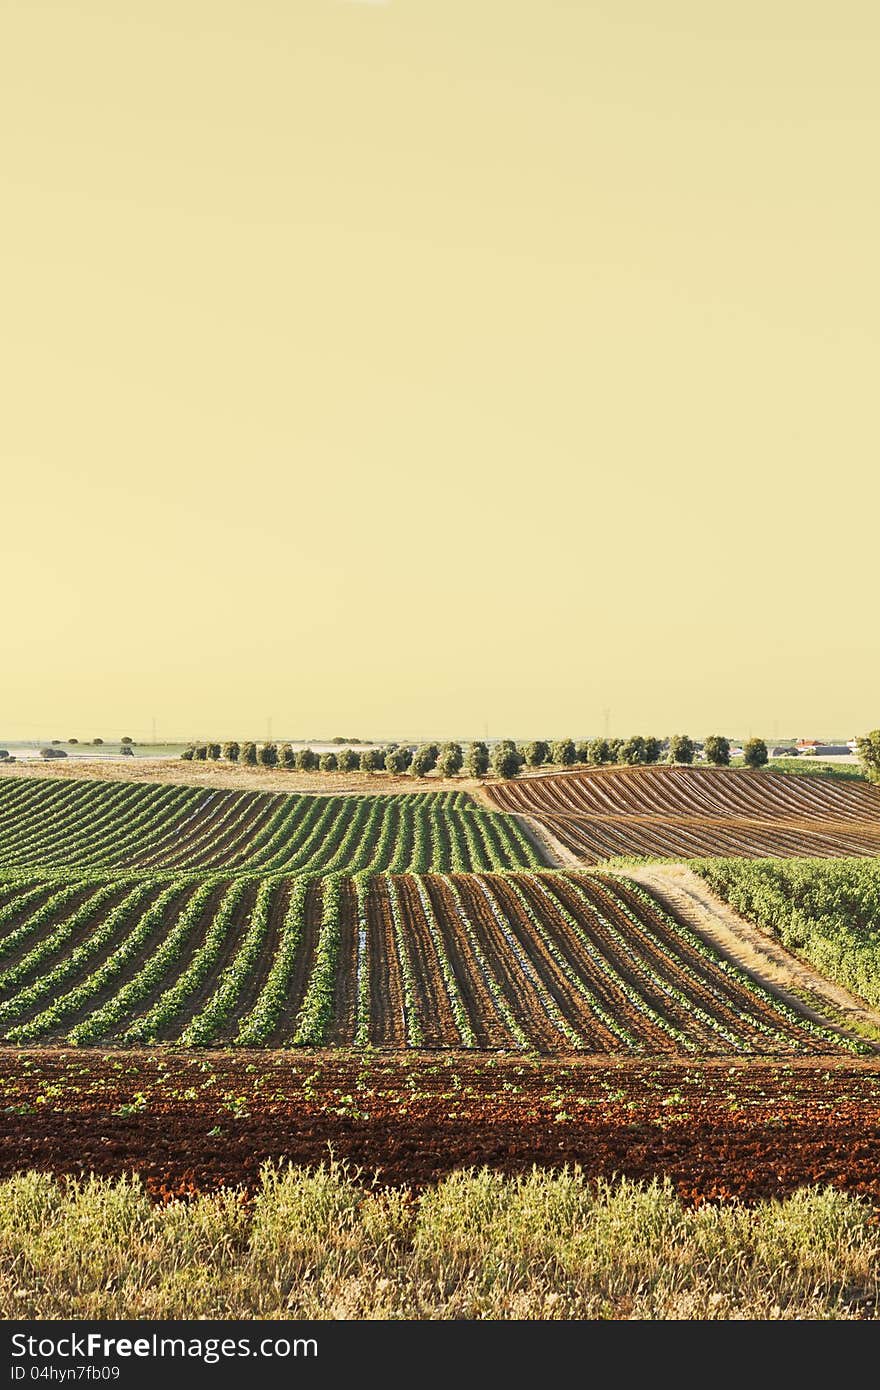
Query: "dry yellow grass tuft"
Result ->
[[1, 1164, 877, 1320]]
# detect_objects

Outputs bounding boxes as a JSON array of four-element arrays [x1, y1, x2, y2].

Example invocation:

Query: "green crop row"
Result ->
[[0, 778, 543, 876]]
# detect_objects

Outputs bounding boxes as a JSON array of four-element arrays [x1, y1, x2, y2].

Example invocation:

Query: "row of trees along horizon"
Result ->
[[179, 734, 769, 778]]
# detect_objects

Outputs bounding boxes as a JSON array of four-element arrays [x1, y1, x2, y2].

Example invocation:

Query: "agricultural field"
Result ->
[[3, 1052, 880, 1205], [0, 870, 863, 1052], [0, 780, 540, 873], [2, 758, 880, 1291], [695, 857, 880, 1008], [5, 1123, 880, 1319], [485, 764, 880, 861]]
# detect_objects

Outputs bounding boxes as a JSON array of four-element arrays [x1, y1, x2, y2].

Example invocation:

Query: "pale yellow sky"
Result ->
[[1, 2, 878, 741]]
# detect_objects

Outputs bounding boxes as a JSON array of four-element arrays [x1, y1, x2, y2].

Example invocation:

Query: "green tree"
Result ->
[[437, 742, 464, 777], [621, 736, 646, 765], [466, 741, 489, 777], [670, 733, 697, 767], [258, 742, 278, 767], [668, 734, 695, 764], [438, 741, 463, 775], [319, 751, 338, 772], [360, 747, 383, 773], [193, 744, 208, 761], [856, 730, 880, 783], [222, 741, 240, 763], [704, 735, 731, 766], [207, 742, 221, 761], [279, 742, 295, 768], [241, 741, 257, 766], [588, 737, 610, 764], [523, 740, 549, 767], [385, 747, 408, 774], [607, 738, 624, 763], [491, 741, 521, 778], [295, 748, 318, 771], [643, 737, 662, 764], [336, 747, 359, 772], [743, 737, 768, 769], [574, 740, 590, 763], [180, 746, 195, 761], [551, 738, 576, 767], [411, 744, 438, 777]]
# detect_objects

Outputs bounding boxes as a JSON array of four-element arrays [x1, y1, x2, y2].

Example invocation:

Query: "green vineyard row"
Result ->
[[695, 857, 880, 1008]]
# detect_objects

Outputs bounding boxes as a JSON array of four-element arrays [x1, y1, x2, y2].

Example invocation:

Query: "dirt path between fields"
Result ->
[[614, 863, 880, 1038], [468, 787, 582, 870], [510, 813, 582, 869]]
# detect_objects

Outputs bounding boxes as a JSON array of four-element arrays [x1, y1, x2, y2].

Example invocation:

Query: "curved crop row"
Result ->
[[0, 778, 548, 875], [124, 880, 250, 1043], [5, 881, 187, 1043], [0, 865, 864, 1054], [67, 881, 219, 1044], [181, 878, 279, 1044], [235, 878, 310, 1045]]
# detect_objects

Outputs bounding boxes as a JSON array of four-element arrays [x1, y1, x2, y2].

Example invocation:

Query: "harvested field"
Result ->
[[2, 1051, 880, 1204], [0, 870, 867, 1053], [484, 765, 880, 862]]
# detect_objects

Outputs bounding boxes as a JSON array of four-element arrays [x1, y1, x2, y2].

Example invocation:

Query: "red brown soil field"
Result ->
[[483, 765, 880, 861], [3, 1051, 880, 1205]]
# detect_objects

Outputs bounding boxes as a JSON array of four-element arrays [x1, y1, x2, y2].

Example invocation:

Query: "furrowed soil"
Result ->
[[3, 1051, 880, 1205], [483, 765, 880, 862]]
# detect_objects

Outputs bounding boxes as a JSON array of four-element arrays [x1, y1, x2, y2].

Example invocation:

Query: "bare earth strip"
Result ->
[[0, 759, 482, 798], [509, 812, 581, 869], [614, 863, 880, 1037]]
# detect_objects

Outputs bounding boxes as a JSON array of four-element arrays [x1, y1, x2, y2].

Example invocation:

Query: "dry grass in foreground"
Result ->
[[1, 1164, 877, 1320]]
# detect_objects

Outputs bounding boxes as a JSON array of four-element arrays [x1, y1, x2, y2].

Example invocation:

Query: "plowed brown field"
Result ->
[[484, 765, 880, 861], [3, 1051, 880, 1204]]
